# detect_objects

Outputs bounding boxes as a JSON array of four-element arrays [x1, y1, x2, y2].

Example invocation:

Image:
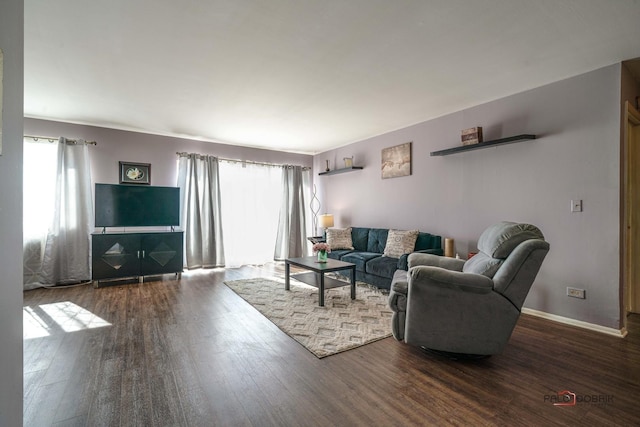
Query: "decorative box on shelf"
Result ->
[[461, 127, 483, 146]]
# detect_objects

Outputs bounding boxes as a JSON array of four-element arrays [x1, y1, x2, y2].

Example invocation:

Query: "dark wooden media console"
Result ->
[[92, 231, 183, 286]]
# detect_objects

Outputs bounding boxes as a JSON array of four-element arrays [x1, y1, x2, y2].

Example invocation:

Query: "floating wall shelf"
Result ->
[[318, 166, 363, 176], [430, 134, 537, 156]]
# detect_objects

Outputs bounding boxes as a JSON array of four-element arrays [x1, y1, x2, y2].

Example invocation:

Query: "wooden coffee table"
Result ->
[[285, 256, 356, 306]]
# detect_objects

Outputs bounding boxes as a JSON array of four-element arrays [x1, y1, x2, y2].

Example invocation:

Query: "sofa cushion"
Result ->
[[478, 221, 544, 259], [415, 232, 441, 251], [367, 228, 389, 253], [341, 252, 381, 272], [327, 249, 353, 260], [326, 227, 354, 250], [351, 227, 370, 251], [366, 256, 399, 279], [383, 229, 419, 258]]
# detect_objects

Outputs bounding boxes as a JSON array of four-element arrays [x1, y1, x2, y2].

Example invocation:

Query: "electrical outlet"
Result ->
[[571, 199, 583, 212], [567, 287, 586, 299]]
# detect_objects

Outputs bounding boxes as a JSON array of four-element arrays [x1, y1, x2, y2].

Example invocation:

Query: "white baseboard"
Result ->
[[521, 308, 628, 338]]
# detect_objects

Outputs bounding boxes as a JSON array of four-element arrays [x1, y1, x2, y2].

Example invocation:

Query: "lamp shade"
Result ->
[[319, 214, 334, 228]]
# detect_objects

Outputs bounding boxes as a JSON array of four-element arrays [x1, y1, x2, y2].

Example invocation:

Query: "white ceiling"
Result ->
[[24, 0, 640, 155]]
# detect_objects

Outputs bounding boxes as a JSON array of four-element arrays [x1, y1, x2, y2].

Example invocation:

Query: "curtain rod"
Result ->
[[24, 135, 97, 145], [176, 151, 310, 170]]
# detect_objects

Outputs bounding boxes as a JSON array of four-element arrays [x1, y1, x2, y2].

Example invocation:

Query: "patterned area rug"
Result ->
[[224, 277, 392, 358]]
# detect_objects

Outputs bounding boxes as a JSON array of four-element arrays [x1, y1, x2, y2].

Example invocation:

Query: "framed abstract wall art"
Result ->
[[381, 142, 411, 179]]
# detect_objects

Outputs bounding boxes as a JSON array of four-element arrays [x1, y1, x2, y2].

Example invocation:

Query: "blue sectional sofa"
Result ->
[[327, 227, 443, 289]]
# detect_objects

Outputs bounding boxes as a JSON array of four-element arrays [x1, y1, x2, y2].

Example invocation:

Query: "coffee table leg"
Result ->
[[285, 262, 290, 291], [350, 267, 356, 300], [319, 272, 325, 306]]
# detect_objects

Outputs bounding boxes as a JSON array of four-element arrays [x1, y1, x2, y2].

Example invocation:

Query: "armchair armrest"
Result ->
[[409, 266, 494, 294], [391, 276, 408, 296], [408, 253, 465, 271]]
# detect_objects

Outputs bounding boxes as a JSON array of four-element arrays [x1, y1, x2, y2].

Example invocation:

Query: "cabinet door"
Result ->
[[140, 232, 183, 276], [92, 234, 141, 280]]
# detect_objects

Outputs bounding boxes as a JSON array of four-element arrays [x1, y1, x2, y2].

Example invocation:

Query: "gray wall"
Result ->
[[315, 64, 625, 329], [24, 121, 312, 232], [24, 120, 313, 190], [0, 0, 24, 424]]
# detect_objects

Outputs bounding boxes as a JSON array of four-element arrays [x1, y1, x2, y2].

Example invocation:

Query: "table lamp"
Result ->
[[319, 214, 334, 239]]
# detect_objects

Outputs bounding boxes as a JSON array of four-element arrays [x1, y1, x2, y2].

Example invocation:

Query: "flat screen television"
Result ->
[[95, 183, 180, 227]]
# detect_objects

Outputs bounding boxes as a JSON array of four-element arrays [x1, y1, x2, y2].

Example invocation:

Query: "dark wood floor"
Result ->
[[23, 264, 640, 427]]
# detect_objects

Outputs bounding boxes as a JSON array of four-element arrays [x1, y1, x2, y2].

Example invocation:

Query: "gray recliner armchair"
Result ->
[[388, 221, 549, 356]]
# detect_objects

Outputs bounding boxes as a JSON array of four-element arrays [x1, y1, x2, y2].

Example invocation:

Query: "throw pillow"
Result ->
[[383, 229, 419, 258], [326, 227, 354, 250]]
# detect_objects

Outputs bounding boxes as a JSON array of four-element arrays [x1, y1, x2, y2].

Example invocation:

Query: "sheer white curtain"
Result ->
[[23, 137, 93, 289], [219, 161, 282, 267], [274, 165, 311, 260], [177, 153, 225, 269]]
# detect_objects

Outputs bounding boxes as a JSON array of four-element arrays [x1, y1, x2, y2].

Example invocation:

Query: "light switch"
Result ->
[[571, 199, 583, 212]]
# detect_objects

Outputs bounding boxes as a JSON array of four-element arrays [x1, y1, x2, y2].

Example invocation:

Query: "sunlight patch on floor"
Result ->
[[23, 301, 111, 339]]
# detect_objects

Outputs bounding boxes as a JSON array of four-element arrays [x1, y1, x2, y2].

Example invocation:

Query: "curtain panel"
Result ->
[[23, 137, 93, 289], [177, 153, 225, 269], [274, 165, 310, 260]]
